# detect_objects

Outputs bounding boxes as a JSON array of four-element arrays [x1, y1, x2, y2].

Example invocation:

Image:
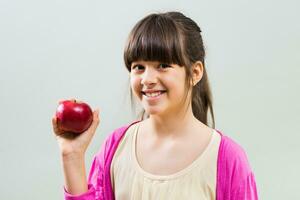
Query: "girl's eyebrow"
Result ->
[[131, 61, 140, 66]]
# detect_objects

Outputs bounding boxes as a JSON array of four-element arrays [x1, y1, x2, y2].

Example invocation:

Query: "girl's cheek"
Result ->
[[130, 77, 142, 96]]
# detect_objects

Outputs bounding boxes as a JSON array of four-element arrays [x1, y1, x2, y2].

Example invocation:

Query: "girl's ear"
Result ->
[[190, 61, 204, 86]]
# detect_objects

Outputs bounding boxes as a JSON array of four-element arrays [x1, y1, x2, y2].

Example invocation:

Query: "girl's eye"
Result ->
[[158, 63, 171, 69], [132, 65, 144, 71], [131, 63, 171, 72]]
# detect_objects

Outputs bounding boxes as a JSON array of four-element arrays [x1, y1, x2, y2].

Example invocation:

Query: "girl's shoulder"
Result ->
[[95, 120, 141, 160], [216, 129, 254, 185], [217, 129, 252, 171], [108, 120, 141, 144], [216, 130, 258, 199]]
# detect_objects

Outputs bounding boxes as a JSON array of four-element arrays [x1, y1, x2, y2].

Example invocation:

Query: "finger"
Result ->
[[52, 116, 63, 135], [87, 109, 100, 135], [52, 116, 59, 134]]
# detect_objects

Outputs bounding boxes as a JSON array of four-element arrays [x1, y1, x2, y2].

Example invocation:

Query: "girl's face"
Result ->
[[130, 60, 190, 117]]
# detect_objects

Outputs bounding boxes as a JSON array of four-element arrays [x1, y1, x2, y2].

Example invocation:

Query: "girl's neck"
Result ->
[[144, 106, 205, 140]]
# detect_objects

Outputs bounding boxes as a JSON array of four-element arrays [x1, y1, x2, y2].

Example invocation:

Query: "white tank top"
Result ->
[[110, 121, 221, 200]]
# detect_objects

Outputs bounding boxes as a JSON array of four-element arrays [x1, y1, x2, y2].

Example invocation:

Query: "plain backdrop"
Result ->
[[0, 0, 299, 199]]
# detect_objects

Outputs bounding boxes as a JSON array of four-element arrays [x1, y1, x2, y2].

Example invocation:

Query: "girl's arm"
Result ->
[[62, 153, 88, 195], [52, 108, 101, 199], [63, 153, 104, 200]]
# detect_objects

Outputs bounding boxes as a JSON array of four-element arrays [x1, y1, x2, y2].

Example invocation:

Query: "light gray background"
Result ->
[[1, 0, 299, 199]]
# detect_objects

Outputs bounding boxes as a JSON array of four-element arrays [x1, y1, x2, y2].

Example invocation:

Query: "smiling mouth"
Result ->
[[141, 91, 166, 98]]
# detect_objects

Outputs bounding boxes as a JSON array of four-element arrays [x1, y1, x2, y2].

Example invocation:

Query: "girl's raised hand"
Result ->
[[52, 107, 100, 158]]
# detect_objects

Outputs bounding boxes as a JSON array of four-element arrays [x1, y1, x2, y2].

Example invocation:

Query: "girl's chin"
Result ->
[[145, 108, 161, 114], [144, 107, 166, 116]]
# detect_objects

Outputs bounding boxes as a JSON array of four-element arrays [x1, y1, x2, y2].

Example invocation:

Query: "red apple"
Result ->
[[56, 99, 93, 134]]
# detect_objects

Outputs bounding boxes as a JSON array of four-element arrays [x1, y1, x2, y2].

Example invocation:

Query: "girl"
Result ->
[[52, 11, 258, 200]]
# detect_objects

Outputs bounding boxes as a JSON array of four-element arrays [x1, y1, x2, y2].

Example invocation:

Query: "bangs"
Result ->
[[124, 14, 185, 71]]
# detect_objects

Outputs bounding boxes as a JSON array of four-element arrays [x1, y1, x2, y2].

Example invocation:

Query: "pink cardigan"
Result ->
[[64, 120, 258, 200]]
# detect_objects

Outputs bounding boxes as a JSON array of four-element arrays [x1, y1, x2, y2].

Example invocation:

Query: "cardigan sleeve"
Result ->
[[232, 171, 258, 200], [217, 134, 259, 200]]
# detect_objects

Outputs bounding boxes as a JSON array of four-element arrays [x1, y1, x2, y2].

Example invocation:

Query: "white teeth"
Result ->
[[145, 91, 163, 97]]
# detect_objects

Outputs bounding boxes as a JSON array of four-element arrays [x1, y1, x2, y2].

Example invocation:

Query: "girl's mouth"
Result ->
[[142, 91, 166, 101]]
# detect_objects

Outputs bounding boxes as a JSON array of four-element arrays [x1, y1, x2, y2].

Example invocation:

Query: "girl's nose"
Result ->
[[141, 69, 158, 86]]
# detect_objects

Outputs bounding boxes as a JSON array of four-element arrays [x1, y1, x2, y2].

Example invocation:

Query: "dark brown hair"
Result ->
[[123, 11, 215, 128]]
